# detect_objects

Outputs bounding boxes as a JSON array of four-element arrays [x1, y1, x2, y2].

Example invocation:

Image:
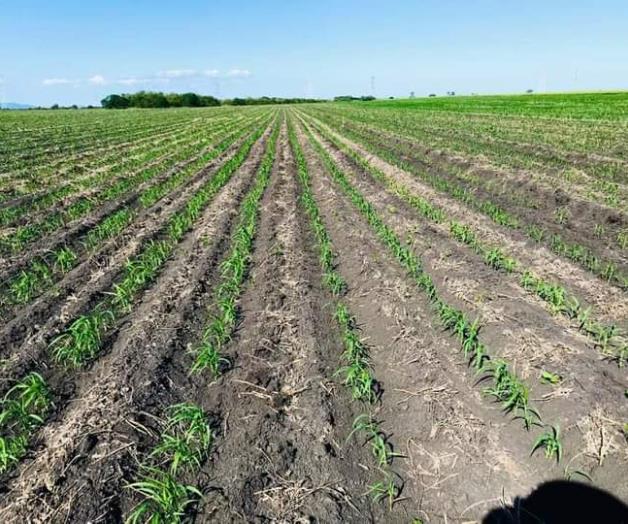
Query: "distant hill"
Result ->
[[0, 102, 34, 109]]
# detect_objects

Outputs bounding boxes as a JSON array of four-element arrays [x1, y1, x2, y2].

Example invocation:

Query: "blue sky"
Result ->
[[1, 0, 627, 105]]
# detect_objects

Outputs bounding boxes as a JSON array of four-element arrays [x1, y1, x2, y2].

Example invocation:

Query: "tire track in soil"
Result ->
[[303, 113, 628, 328], [193, 126, 385, 523], [0, 124, 273, 523], [295, 119, 628, 519], [0, 124, 272, 390]]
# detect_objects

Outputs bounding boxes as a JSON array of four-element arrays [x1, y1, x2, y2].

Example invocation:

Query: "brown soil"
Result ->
[[1, 111, 626, 524], [326, 117, 627, 274], [0, 124, 271, 522]]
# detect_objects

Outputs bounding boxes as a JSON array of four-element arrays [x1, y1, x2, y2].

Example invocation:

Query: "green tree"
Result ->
[[101, 94, 130, 109]]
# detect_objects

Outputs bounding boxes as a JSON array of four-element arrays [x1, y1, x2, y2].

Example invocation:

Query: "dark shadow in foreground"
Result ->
[[483, 480, 628, 524]]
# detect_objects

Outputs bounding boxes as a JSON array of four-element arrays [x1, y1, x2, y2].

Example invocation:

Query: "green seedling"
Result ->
[[51, 309, 115, 366], [54, 246, 77, 273], [531, 425, 563, 462], [484, 247, 516, 272], [485, 360, 539, 430], [555, 207, 570, 225], [191, 340, 229, 376], [126, 467, 202, 524], [564, 468, 592, 482], [349, 415, 401, 466], [152, 404, 213, 474], [540, 371, 562, 385], [0, 372, 51, 473], [325, 270, 346, 295], [9, 270, 40, 304], [367, 475, 401, 510], [450, 222, 476, 246], [526, 224, 546, 243], [0, 435, 28, 473]]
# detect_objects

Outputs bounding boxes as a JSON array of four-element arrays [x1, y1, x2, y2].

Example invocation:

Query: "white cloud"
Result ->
[[117, 78, 142, 85], [159, 69, 197, 78], [225, 68, 251, 78], [43, 78, 73, 86], [88, 74, 106, 85], [34, 67, 254, 90]]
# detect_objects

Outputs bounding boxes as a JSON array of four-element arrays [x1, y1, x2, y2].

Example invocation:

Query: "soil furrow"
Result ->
[[192, 126, 383, 523], [0, 126, 271, 522], [295, 116, 628, 519], [0, 124, 270, 381], [304, 114, 628, 328]]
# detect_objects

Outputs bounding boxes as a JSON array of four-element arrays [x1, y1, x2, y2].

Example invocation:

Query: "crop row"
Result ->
[[305, 110, 627, 289], [0, 113, 236, 225], [0, 110, 216, 179], [0, 115, 265, 311], [191, 117, 280, 374], [0, 114, 264, 256], [309, 103, 628, 189], [50, 123, 269, 367], [127, 115, 282, 522], [0, 119, 272, 475], [287, 118, 403, 508], [0, 113, 252, 236], [302, 115, 627, 366], [298, 116, 565, 462], [126, 403, 213, 522]]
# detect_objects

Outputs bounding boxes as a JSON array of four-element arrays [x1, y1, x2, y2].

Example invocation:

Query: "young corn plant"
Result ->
[[334, 304, 378, 403], [540, 371, 562, 385], [7, 261, 53, 304], [151, 404, 213, 475], [531, 425, 563, 463], [484, 360, 540, 430], [0, 372, 51, 473], [53, 246, 78, 273], [51, 122, 270, 368], [367, 472, 402, 511], [126, 467, 202, 524], [51, 309, 115, 366], [484, 247, 516, 272], [192, 119, 280, 373], [349, 415, 401, 467], [450, 221, 477, 247]]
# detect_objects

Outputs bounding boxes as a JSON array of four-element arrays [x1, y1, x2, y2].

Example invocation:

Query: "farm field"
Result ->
[[0, 93, 627, 523]]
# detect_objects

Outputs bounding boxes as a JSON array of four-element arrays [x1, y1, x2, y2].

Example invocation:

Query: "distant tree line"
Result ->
[[223, 96, 322, 106], [333, 95, 376, 102], [101, 92, 220, 109], [101, 91, 323, 109]]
